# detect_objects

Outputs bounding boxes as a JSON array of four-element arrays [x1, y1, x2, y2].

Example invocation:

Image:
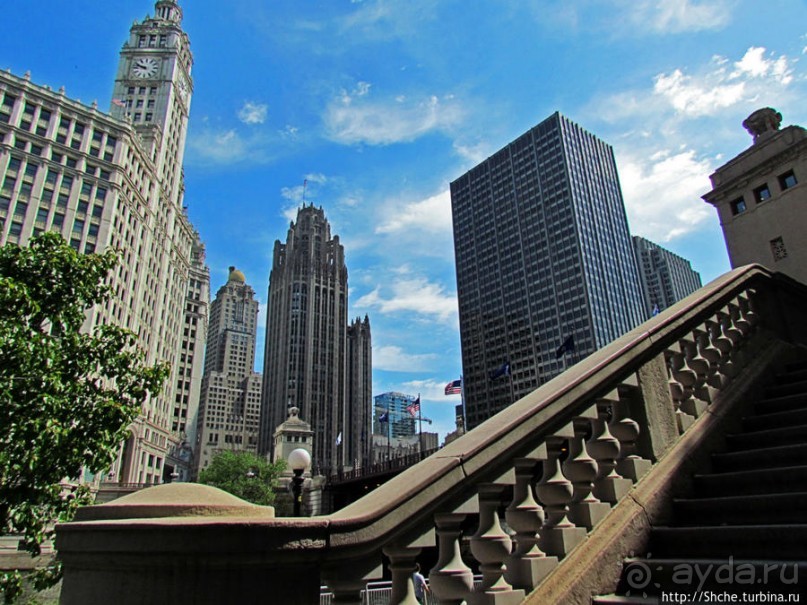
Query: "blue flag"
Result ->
[[379, 412, 389, 423], [555, 335, 575, 358], [489, 361, 510, 381]]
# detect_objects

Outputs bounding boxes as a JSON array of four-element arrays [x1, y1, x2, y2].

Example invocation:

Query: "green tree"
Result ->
[[0, 233, 169, 603], [198, 450, 285, 506]]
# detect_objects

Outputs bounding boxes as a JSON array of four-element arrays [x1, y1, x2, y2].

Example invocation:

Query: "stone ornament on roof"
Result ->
[[742, 108, 782, 143]]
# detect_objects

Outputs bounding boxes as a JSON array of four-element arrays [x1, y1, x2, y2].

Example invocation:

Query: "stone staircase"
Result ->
[[597, 360, 807, 603]]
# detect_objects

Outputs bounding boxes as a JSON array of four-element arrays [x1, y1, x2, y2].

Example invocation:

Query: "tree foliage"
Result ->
[[198, 450, 285, 506], [0, 233, 169, 602]]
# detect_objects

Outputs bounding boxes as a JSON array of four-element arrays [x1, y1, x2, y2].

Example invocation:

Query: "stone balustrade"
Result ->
[[56, 265, 807, 605]]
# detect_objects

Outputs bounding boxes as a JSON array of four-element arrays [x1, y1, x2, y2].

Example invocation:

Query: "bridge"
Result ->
[[327, 448, 441, 510], [56, 265, 807, 604]]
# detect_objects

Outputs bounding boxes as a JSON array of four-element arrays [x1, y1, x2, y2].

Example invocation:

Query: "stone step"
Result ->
[[648, 525, 807, 559], [710, 442, 807, 472], [742, 407, 807, 431], [693, 464, 807, 497], [615, 558, 805, 597], [764, 378, 807, 398], [754, 392, 807, 415], [725, 424, 807, 451], [673, 492, 807, 526]]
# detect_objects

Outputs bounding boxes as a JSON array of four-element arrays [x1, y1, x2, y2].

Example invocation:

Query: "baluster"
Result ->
[[696, 326, 724, 393], [732, 297, 752, 336], [717, 308, 741, 378], [679, 338, 709, 417], [608, 392, 652, 483], [588, 401, 633, 504], [705, 318, 732, 389], [564, 417, 611, 530], [665, 346, 696, 433], [429, 513, 474, 605], [739, 289, 760, 329], [504, 458, 558, 590], [468, 484, 525, 605], [535, 436, 587, 558], [383, 545, 422, 605], [324, 577, 365, 605]]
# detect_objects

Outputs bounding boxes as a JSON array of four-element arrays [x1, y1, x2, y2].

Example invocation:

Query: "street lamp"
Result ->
[[288, 448, 311, 517]]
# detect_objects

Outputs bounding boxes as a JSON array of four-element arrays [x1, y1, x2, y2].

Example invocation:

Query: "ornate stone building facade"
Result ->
[[194, 267, 262, 474], [703, 108, 806, 284], [259, 205, 372, 474], [0, 0, 203, 484]]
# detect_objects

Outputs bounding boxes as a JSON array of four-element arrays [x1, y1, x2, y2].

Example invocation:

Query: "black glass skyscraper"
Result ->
[[450, 112, 644, 429]]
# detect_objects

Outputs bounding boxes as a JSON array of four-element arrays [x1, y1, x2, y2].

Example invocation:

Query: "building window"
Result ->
[[779, 170, 797, 191], [770, 236, 788, 262], [730, 197, 746, 215], [753, 183, 772, 203]]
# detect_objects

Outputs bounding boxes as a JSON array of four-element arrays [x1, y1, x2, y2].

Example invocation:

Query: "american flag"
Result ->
[[406, 397, 421, 418], [444, 379, 462, 395], [111, 98, 126, 107]]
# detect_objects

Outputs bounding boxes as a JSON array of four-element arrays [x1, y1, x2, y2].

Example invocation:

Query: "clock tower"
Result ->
[[111, 0, 192, 203]]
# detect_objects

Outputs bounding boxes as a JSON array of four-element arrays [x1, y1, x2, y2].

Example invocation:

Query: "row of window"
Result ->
[[730, 169, 798, 215]]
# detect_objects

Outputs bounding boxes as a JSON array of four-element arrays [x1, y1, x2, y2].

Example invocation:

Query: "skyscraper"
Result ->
[[703, 108, 807, 284], [194, 267, 262, 474], [168, 229, 210, 480], [632, 236, 702, 317], [450, 112, 645, 429], [346, 315, 372, 469], [0, 0, 202, 484], [260, 205, 372, 473]]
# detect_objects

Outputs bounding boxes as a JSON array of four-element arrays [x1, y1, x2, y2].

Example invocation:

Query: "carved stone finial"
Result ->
[[742, 108, 782, 143]]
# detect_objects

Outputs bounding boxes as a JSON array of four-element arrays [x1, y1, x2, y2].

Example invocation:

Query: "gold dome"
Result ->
[[227, 266, 246, 283]]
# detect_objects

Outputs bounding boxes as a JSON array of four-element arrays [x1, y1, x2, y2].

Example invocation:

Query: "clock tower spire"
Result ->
[[111, 0, 192, 203]]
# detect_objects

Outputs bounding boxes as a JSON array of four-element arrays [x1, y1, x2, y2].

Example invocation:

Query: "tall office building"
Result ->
[[703, 108, 807, 284], [0, 0, 202, 484], [632, 236, 702, 317], [259, 205, 372, 473], [373, 392, 418, 439], [450, 112, 645, 429], [346, 315, 372, 469], [194, 267, 262, 473], [168, 230, 210, 480]]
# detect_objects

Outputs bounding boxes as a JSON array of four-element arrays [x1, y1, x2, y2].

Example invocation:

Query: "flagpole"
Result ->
[[460, 375, 467, 434], [417, 393, 423, 460]]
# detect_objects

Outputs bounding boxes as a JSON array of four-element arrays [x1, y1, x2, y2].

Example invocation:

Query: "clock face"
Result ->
[[132, 57, 159, 79]]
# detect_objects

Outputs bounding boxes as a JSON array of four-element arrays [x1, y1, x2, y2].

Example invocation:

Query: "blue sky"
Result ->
[[2, 1, 806, 440]]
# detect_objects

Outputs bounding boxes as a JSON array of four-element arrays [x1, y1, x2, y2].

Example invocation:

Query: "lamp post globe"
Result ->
[[288, 448, 311, 516]]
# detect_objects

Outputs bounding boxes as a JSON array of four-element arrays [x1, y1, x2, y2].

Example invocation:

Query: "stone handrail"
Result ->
[[56, 264, 807, 604]]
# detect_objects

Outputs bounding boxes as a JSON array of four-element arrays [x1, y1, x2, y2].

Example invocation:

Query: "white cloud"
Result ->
[[354, 271, 458, 324], [731, 46, 792, 84], [280, 125, 299, 139], [626, 0, 731, 34], [619, 148, 714, 242], [237, 101, 268, 125], [652, 47, 795, 117], [324, 87, 463, 145], [453, 140, 491, 166], [376, 190, 452, 235], [373, 346, 438, 372], [653, 69, 746, 117], [596, 46, 798, 124], [400, 379, 456, 401], [187, 128, 248, 163]]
